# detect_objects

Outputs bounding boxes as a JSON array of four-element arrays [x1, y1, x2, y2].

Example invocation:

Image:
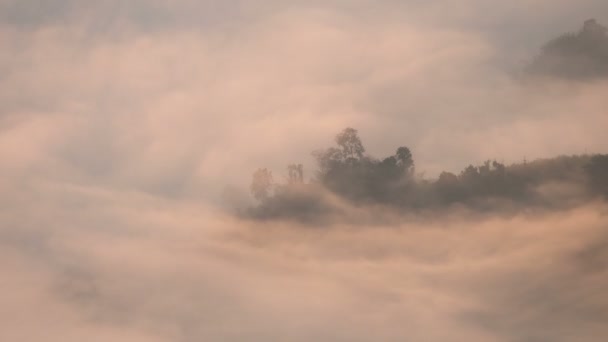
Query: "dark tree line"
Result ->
[[248, 127, 608, 220], [586, 154, 608, 197]]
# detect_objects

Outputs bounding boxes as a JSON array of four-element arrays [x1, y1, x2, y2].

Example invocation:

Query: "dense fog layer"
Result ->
[[1, 1, 608, 341], [2, 182, 608, 341]]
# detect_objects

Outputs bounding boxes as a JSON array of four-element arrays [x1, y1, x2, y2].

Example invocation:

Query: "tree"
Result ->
[[436, 171, 461, 203], [395, 146, 414, 175], [585, 154, 608, 197], [312, 147, 343, 175], [250, 168, 274, 202], [287, 164, 304, 183], [460, 165, 479, 181], [335, 127, 365, 161], [438, 171, 458, 184]]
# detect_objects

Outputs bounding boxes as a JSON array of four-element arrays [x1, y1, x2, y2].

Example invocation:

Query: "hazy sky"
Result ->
[[1, 2, 608, 340], [1, 0, 608, 200]]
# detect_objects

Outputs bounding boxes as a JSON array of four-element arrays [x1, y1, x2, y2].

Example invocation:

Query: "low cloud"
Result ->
[[1, 180, 608, 341], [1, 1, 608, 341]]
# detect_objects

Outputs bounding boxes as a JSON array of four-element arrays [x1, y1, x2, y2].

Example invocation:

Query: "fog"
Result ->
[[2, 180, 607, 341], [1, 0, 608, 341], [2, 0, 608, 200]]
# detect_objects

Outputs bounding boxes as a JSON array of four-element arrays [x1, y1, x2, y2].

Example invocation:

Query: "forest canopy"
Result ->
[[526, 19, 608, 79], [246, 127, 608, 221]]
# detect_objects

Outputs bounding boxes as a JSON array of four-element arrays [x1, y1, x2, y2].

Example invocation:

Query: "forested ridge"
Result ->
[[247, 128, 608, 220]]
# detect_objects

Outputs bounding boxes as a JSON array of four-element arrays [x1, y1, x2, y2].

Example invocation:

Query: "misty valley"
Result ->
[[1, 5, 608, 342]]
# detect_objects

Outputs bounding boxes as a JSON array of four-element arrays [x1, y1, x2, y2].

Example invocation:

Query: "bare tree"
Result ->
[[288, 164, 304, 183]]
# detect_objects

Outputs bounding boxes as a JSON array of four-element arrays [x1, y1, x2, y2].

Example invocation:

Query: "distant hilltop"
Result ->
[[526, 19, 608, 80], [242, 127, 608, 222]]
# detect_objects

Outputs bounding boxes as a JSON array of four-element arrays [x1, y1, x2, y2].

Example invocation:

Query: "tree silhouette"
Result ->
[[287, 164, 304, 183], [585, 154, 608, 198], [526, 19, 608, 79], [250, 168, 274, 202], [396, 146, 414, 176], [335, 127, 365, 161], [245, 128, 604, 221]]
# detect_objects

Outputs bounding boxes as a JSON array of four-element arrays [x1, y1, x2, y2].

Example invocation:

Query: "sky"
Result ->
[[1, 1, 608, 341], [1, 0, 608, 200]]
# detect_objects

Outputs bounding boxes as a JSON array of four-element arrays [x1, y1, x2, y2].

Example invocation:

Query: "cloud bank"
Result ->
[[2, 181, 608, 341]]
